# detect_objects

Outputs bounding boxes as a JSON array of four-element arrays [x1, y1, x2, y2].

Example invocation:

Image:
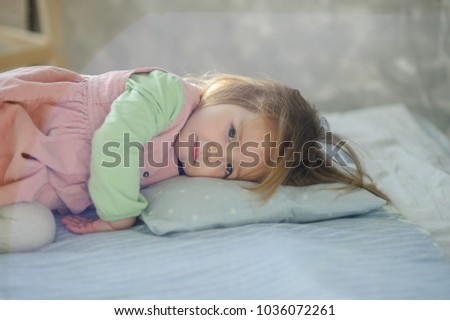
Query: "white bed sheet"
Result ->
[[1, 104, 450, 300], [2, 208, 450, 299], [326, 104, 450, 258]]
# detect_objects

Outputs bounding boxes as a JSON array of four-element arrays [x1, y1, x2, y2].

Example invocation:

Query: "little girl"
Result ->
[[0, 66, 388, 253]]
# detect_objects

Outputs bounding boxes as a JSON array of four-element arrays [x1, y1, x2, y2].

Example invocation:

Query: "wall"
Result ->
[[25, 0, 450, 135]]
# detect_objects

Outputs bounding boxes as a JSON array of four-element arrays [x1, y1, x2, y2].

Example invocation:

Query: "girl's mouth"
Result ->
[[193, 140, 199, 162]]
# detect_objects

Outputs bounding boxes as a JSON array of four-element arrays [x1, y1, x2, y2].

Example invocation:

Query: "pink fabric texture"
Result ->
[[0, 66, 200, 214]]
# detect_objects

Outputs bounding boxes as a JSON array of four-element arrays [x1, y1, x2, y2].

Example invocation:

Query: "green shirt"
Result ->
[[89, 70, 184, 221]]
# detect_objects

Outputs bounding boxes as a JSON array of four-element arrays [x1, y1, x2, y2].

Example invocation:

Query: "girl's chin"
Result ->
[[181, 165, 210, 178]]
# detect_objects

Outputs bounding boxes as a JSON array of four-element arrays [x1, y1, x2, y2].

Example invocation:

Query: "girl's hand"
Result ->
[[61, 215, 136, 234]]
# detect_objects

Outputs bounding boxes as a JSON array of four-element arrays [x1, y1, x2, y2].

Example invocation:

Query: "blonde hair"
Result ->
[[187, 73, 390, 203]]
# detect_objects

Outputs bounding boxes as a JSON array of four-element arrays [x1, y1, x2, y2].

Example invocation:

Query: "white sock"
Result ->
[[0, 202, 56, 253]]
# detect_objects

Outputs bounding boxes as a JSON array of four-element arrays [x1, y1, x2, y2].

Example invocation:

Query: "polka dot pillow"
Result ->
[[139, 176, 387, 235]]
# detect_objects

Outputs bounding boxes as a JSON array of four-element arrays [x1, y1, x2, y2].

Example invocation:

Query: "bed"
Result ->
[[1, 104, 450, 299]]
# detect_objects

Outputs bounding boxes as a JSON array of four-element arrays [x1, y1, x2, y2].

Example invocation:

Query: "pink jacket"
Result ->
[[0, 66, 201, 213]]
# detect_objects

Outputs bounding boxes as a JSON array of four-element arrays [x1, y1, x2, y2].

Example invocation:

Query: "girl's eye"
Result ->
[[228, 126, 236, 141], [226, 163, 233, 177], [225, 126, 235, 177]]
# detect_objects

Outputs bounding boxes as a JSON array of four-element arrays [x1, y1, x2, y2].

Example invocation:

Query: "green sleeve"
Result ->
[[89, 70, 184, 221]]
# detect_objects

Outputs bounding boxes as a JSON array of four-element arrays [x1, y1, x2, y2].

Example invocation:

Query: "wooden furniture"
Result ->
[[0, 0, 67, 71]]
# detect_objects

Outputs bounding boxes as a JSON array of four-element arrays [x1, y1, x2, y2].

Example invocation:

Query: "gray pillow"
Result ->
[[139, 176, 386, 235]]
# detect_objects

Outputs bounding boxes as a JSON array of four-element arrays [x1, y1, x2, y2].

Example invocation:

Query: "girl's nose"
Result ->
[[204, 144, 224, 163]]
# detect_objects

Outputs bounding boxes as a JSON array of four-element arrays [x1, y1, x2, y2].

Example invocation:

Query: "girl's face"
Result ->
[[174, 104, 273, 181]]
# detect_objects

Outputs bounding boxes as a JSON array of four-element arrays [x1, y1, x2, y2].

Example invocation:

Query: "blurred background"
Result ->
[[1, 0, 450, 137]]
